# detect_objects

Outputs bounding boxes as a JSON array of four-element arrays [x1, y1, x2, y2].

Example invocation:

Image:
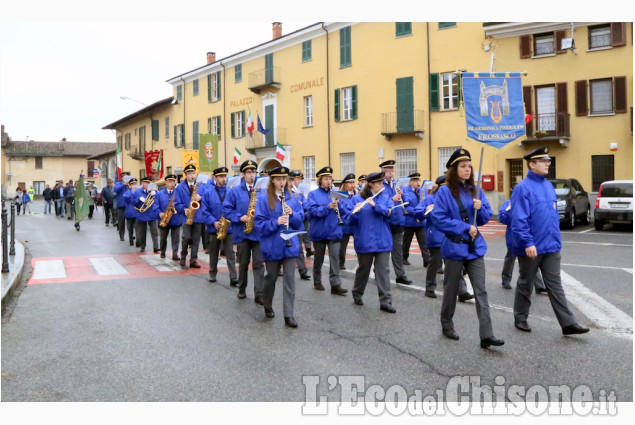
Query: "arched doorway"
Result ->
[[258, 157, 282, 173]]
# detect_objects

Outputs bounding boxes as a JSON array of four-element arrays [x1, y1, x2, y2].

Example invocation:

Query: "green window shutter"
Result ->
[[396, 22, 411, 36], [340, 26, 351, 67], [231, 112, 235, 138], [334, 88, 340, 122], [351, 85, 358, 120], [217, 116, 221, 137], [193, 79, 199, 96], [243, 110, 246, 136], [208, 118, 212, 133], [174, 125, 177, 147], [235, 65, 241, 83], [429, 73, 440, 111], [181, 124, 185, 146], [438, 22, 456, 29], [208, 74, 212, 102], [193, 121, 199, 150], [216, 71, 221, 100], [177, 85, 182, 100], [151, 120, 159, 141], [302, 40, 312, 61]]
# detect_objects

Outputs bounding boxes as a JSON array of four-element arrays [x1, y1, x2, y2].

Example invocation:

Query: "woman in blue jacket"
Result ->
[[254, 166, 304, 328], [338, 173, 357, 270], [348, 172, 396, 313], [430, 148, 504, 349]]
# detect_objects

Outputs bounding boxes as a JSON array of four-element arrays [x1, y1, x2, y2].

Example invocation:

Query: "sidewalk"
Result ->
[[1, 240, 25, 312]]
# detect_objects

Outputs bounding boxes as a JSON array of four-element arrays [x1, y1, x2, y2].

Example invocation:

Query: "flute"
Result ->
[[352, 187, 385, 214]]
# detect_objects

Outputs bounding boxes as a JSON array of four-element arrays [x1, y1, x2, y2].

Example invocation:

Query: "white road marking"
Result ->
[[563, 241, 632, 247], [560, 270, 633, 340], [89, 257, 128, 276], [139, 254, 183, 272], [623, 269, 633, 274], [578, 228, 594, 234], [32, 260, 66, 280]]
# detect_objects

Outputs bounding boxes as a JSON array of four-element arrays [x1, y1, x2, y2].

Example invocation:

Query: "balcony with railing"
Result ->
[[244, 128, 286, 151], [248, 67, 281, 93], [380, 109, 425, 140], [524, 112, 570, 147], [128, 146, 145, 160]]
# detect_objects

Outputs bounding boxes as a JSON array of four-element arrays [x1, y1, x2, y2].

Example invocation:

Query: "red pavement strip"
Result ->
[[28, 221, 506, 285]]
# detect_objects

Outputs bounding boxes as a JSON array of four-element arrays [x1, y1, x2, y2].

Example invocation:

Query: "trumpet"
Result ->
[[280, 190, 292, 247]]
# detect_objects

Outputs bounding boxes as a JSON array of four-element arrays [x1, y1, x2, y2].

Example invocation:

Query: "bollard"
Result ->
[[2, 206, 8, 273], [10, 202, 16, 256]]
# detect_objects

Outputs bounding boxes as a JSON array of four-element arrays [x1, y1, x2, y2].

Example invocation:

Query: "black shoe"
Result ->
[[264, 308, 275, 318], [130, 241, 134, 246], [425, 291, 437, 298], [515, 321, 532, 332], [105, 223, 109, 227], [314, 282, 325, 291], [443, 329, 460, 340], [339, 264, 346, 270], [180, 259, 187, 267], [190, 262, 201, 269], [75, 223, 80, 231], [255, 295, 264, 305], [300, 273, 311, 280], [238, 290, 246, 299], [229, 279, 239, 287], [331, 285, 348, 296], [438, 268, 444, 275], [139, 248, 145, 253], [403, 259, 411, 265], [481, 336, 505, 348], [306, 248, 314, 257], [353, 298, 364, 306], [284, 316, 298, 328], [160, 252, 166, 259], [502, 282, 512, 289], [458, 292, 474, 302], [154, 248, 160, 253], [562, 324, 590, 335], [172, 256, 181, 261], [120, 236, 125, 241], [424, 260, 429, 268], [278, 271, 283, 276], [204, 249, 210, 255], [536, 288, 548, 295], [208, 276, 217, 283], [380, 304, 396, 313], [396, 276, 412, 285]]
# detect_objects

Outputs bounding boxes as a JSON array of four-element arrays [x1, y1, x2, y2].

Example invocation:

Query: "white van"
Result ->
[[594, 180, 633, 230]]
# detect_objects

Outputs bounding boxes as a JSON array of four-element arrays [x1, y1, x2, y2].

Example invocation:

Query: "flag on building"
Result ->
[[75, 175, 90, 223], [233, 147, 242, 165], [246, 108, 255, 137], [116, 145, 122, 180], [276, 142, 285, 161], [257, 114, 270, 134]]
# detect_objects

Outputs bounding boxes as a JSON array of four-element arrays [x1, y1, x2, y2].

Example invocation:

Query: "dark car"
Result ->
[[547, 178, 591, 229]]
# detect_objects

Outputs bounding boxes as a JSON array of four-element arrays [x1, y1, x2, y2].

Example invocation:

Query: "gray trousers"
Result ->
[[263, 257, 296, 317], [237, 239, 264, 297], [515, 252, 577, 328], [135, 220, 159, 250], [441, 257, 493, 339], [208, 232, 237, 281], [339, 233, 353, 267], [426, 247, 444, 292], [353, 251, 392, 307], [313, 240, 341, 288], [65, 200, 74, 220], [301, 219, 312, 249], [126, 217, 136, 244], [160, 225, 181, 256], [181, 223, 203, 262], [390, 229, 406, 279], [116, 208, 126, 238], [502, 248, 545, 289], [296, 236, 308, 274], [403, 226, 430, 263]]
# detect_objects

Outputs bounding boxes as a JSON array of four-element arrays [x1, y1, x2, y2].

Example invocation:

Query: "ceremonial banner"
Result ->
[[462, 72, 526, 149], [182, 149, 199, 172], [199, 134, 219, 172], [75, 176, 90, 223], [144, 150, 163, 180]]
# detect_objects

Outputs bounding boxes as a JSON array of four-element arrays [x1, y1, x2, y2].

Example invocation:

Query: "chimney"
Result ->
[[61, 138, 66, 142], [272, 22, 282, 40], [207, 52, 216, 64]]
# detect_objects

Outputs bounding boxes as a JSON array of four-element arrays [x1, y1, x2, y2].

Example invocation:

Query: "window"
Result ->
[[340, 153, 355, 178], [441, 72, 460, 110], [124, 133, 131, 150], [33, 181, 44, 195], [304, 96, 313, 126], [303, 156, 316, 180], [35, 157, 43, 169], [340, 26, 351, 67], [590, 79, 613, 114], [211, 72, 220, 102], [193, 121, 199, 150], [174, 124, 185, 148], [438, 146, 461, 176], [193, 79, 199, 96], [534, 33, 555, 56], [235, 64, 242, 83], [231, 111, 245, 138], [140, 169, 146, 180], [334, 86, 358, 122], [592, 155, 614, 191], [117, 136, 122, 152], [546, 157, 556, 179], [212, 116, 221, 136], [438, 22, 456, 29], [342, 87, 353, 120], [576, 76, 627, 116], [396, 22, 412, 37], [151, 119, 159, 141], [176, 85, 182, 101], [396, 149, 417, 178], [536, 86, 556, 131], [589, 24, 611, 49], [166, 166, 173, 177], [302, 40, 312, 62], [165, 117, 169, 139], [139, 126, 146, 153]]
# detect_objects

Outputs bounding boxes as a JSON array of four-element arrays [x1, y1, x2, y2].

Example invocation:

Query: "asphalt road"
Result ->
[[1, 202, 633, 404]]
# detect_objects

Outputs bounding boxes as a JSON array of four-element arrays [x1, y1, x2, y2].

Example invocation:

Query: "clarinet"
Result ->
[[281, 190, 292, 247], [330, 185, 344, 226]]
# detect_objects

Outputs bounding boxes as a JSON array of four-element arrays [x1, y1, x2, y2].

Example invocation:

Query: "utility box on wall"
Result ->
[[481, 174, 495, 191]]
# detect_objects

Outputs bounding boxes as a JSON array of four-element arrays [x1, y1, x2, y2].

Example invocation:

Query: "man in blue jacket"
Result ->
[[337, 173, 357, 270], [156, 174, 182, 260], [306, 166, 348, 295], [402, 172, 430, 267], [114, 175, 135, 243], [174, 164, 205, 268], [132, 176, 160, 253], [511, 146, 589, 336]]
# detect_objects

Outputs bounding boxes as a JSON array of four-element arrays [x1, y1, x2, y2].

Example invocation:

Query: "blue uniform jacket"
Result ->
[[222, 180, 260, 243], [498, 199, 513, 250], [510, 171, 561, 256], [254, 189, 304, 261], [306, 186, 345, 241], [201, 185, 232, 235], [297, 191, 311, 220], [113, 182, 127, 210], [131, 187, 160, 222], [347, 192, 394, 254], [339, 192, 357, 235], [431, 184, 492, 260], [122, 188, 139, 219], [382, 180, 406, 227], [156, 188, 184, 227], [403, 185, 424, 228], [414, 194, 444, 248], [174, 180, 206, 224]]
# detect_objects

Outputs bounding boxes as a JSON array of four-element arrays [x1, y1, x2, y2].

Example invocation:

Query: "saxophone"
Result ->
[[185, 182, 200, 225], [216, 217, 231, 240], [159, 194, 177, 228], [243, 187, 257, 234]]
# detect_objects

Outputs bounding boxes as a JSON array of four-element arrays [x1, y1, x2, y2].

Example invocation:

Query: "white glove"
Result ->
[[140, 196, 146, 202], [150, 191, 156, 196]]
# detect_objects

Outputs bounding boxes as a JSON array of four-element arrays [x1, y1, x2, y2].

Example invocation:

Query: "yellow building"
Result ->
[[104, 22, 633, 212]]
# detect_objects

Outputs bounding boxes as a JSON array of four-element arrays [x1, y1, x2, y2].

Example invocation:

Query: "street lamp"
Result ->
[[120, 96, 148, 106]]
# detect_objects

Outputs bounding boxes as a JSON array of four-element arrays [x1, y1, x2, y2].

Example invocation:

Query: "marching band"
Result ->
[[112, 146, 588, 343]]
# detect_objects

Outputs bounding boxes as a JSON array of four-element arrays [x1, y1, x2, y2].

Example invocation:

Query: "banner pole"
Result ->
[[473, 145, 485, 228]]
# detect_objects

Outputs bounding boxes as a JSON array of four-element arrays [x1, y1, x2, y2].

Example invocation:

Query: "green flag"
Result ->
[[74, 176, 90, 223], [198, 134, 219, 172]]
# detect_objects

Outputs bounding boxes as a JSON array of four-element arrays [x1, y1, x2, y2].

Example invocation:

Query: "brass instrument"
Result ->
[[243, 186, 257, 234], [217, 217, 231, 240], [185, 182, 200, 225], [280, 190, 292, 247], [159, 193, 177, 227], [329, 185, 344, 226], [134, 190, 156, 213]]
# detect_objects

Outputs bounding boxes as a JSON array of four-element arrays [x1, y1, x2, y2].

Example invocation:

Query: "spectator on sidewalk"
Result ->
[[87, 183, 97, 219], [101, 179, 116, 226], [43, 184, 53, 214], [14, 187, 23, 215], [55, 180, 66, 218], [65, 180, 76, 221]]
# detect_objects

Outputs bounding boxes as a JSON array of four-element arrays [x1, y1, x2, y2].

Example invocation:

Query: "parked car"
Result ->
[[594, 180, 633, 231], [547, 178, 590, 229]]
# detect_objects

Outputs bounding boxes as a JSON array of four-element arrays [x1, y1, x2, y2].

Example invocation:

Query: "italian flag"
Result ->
[[156, 150, 162, 178], [276, 142, 285, 161], [116, 145, 122, 180], [233, 147, 242, 165], [246, 108, 254, 137]]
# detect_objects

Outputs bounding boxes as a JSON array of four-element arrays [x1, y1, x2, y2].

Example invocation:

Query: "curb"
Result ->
[[1, 240, 26, 315]]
